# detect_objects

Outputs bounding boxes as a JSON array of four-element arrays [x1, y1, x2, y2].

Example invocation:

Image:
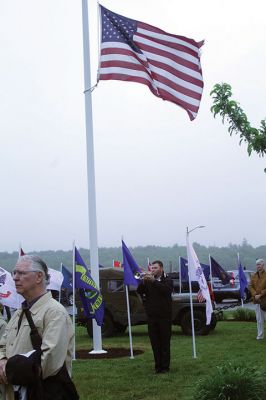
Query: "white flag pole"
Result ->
[[237, 252, 244, 308], [72, 241, 76, 361], [179, 256, 182, 294], [209, 254, 214, 291], [186, 229, 196, 359], [81, 0, 103, 352], [58, 262, 63, 304], [125, 285, 134, 359], [18, 243, 22, 257]]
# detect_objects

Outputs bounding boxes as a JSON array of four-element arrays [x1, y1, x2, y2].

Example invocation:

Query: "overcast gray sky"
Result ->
[[0, 0, 265, 253]]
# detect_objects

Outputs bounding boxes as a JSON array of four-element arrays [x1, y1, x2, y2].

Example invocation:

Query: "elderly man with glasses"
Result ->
[[0, 255, 78, 400], [249, 259, 266, 340]]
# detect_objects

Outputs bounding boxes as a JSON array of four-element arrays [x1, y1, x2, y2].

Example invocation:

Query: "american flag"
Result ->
[[197, 289, 205, 303], [99, 6, 204, 120]]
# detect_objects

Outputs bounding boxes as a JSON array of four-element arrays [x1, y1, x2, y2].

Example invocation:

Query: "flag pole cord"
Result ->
[[84, 82, 98, 93]]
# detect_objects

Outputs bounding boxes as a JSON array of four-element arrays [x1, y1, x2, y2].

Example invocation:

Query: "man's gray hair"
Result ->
[[256, 258, 265, 266], [18, 255, 50, 285]]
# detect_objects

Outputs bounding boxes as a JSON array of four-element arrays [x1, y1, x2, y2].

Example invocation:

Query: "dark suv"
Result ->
[[76, 268, 219, 337]]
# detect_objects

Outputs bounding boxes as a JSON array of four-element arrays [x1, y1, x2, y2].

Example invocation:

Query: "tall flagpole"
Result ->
[[72, 242, 76, 361], [125, 285, 134, 359], [237, 252, 244, 308], [179, 256, 182, 294], [186, 224, 205, 359], [209, 254, 214, 291], [186, 229, 196, 359], [58, 262, 63, 304], [81, 0, 103, 352]]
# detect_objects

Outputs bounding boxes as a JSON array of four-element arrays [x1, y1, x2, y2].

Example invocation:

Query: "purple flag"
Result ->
[[238, 262, 248, 300], [122, 240, 142, 286]]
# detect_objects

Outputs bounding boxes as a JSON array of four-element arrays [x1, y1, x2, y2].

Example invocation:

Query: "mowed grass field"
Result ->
[[72, 320, 266, 400]]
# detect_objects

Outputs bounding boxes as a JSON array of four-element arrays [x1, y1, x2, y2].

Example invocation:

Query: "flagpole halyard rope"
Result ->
[[84, 82, 98, 93]]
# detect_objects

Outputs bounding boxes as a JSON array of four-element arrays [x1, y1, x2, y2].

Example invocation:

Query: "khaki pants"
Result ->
[[255, 304, 266, 339]]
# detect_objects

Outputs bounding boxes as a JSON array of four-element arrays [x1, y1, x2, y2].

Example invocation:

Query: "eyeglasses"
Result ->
[[11, 269, 40, 277]]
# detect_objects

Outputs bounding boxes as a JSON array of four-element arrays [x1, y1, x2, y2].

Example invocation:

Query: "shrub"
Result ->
[[193, 363, 266, 400], [232, 307, 256, 322]]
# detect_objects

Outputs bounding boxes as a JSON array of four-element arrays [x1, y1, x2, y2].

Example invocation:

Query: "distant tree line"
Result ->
[[1, 239, 265, 273]]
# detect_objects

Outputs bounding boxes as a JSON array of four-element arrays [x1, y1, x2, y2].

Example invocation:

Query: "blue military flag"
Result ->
[[180, 257, 210, 281], [122, 240, 142, 287], [210, 256, 231, 284], [180, 257, 189, 281], [74, 247, 104, 326], [61, 264, 73, 290], [238, 262, 248, 300]]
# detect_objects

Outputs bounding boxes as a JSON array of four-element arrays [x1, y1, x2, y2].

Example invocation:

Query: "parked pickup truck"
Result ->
[[76, 268, 219, 337]]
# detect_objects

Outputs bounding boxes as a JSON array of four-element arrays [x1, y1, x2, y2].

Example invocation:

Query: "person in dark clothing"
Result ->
[[137, 260, 173, 373]]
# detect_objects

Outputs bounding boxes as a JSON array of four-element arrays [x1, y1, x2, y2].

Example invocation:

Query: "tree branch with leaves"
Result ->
[[210, 83, 266, 171]]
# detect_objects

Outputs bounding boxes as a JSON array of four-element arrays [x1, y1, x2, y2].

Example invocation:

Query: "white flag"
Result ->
[[186, 237, 213, 325], [0, 267, 23, 309], [47, 268, 63, 291]]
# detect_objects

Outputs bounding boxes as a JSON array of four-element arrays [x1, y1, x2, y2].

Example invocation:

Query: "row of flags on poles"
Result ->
[[183, 256, 247, 296], [113, 253, 248, 301], [0, 243, 248, 330]]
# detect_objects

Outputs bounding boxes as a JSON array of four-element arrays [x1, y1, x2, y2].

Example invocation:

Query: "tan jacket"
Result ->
[[0, 317, 6, 341], [0, 292, 74, 400], [249, 270, 266, 304]]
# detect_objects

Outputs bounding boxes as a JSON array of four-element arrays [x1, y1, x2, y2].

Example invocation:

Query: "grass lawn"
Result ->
[[72, 320, 266, 400]]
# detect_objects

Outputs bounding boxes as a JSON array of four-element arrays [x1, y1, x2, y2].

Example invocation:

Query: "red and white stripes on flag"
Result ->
[[197, 289, 205, 303], [99, 6, 204, 121]]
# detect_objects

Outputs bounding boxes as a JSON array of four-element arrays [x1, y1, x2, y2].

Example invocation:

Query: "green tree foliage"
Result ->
[[1, 241, 266, 272], [210, 83, 266, 171]]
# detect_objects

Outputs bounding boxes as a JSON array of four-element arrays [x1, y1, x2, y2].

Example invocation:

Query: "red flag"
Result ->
[[99, 6, 204, 121], [113, 260, 121, 268]]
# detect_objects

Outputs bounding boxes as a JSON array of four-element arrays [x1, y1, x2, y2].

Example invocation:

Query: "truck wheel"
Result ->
[[180, 309, 209, 336], [208, 314, 217, 331], [86, 313, 115, 337]]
